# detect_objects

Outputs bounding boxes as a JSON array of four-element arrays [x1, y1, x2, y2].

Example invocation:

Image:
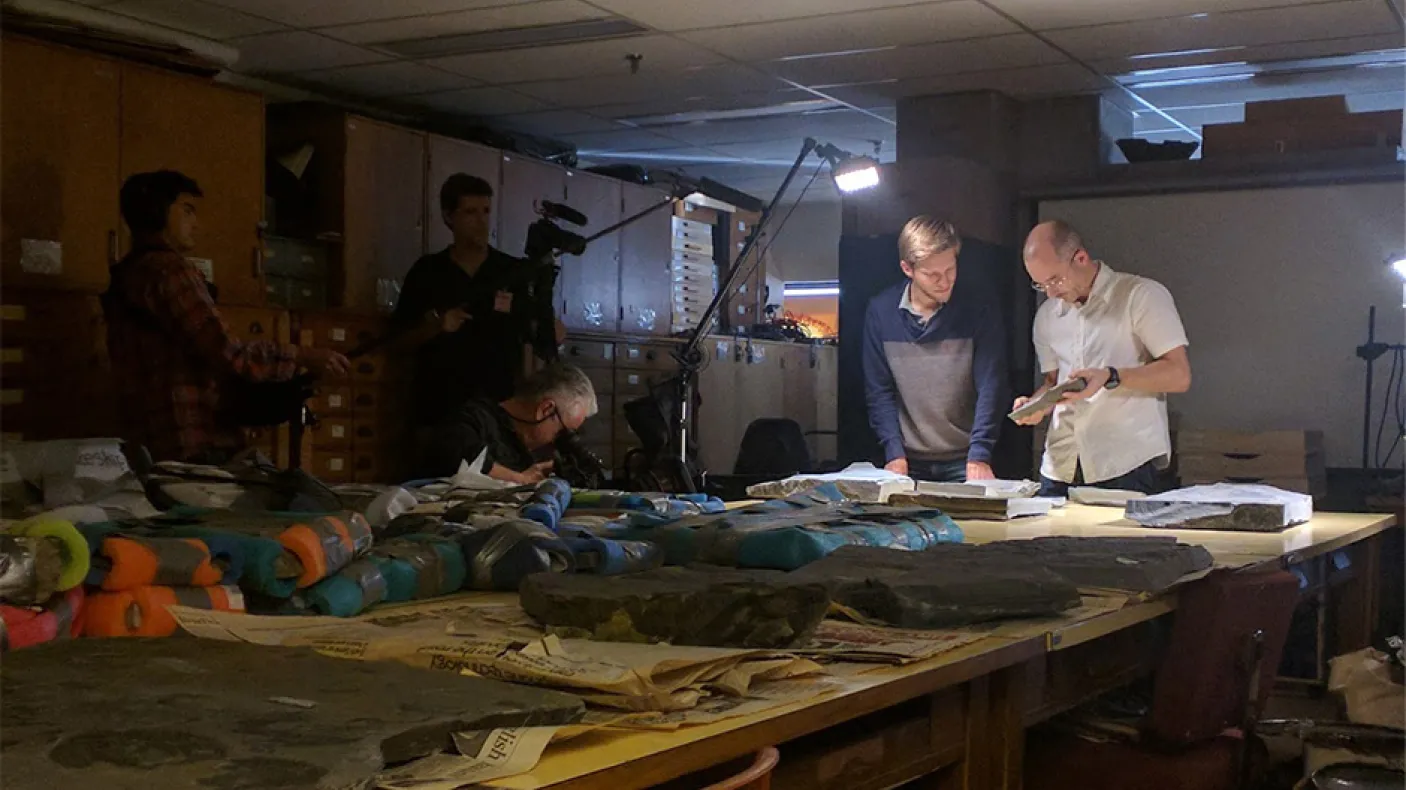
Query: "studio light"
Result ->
[[814, 141, 881, 193], [1388, 253, 1406, 280], [832, 157, 881, 193]]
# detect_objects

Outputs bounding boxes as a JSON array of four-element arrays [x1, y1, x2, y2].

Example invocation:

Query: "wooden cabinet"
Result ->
[[696, 337, 741, 474], [1, 37, 121, 293], [343, 118, 426, 310], [561, 170, 622, 333], [119, 63, 265, 306], [619, 183, 674, 337], [0, 290, 116, 441], [425, 135, 501, 252], [497, 154, 566, 261]]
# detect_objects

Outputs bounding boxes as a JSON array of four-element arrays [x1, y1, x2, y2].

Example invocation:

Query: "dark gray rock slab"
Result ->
[[791, 545, 1082, 628], [1, 638, 584, 790], [519, 566, 830, 649], [922, 536, 1215, 593]]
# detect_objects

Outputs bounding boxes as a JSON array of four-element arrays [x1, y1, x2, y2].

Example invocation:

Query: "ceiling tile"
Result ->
[[587, 0, 957, 33], [102, 0, 285, 39], [987, 0, 1339, 31], [824, 63, 1106, 103], [205, 0, 532, 28], [563, 129, 691, 152], [493, 110, 625, 135], [1045, 1, 1401, 62], [294, 61, 476, 97], [399, 86, 555, 115], [512, 64, 777, 108], [229, 31, 389, 73], [677, 2, 1019, 62], [319, 0, 605, 44], [428, 34, 725, 85], [767, 33, 1066, 86]]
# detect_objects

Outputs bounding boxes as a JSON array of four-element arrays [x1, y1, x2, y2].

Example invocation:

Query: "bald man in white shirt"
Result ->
[[1013, 220, 1192, 496]]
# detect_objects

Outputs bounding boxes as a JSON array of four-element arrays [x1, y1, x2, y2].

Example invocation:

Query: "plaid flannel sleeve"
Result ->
[[150, 257, 301, 382]]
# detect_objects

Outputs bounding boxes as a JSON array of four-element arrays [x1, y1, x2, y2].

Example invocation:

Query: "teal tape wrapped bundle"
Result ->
[[607, 483, 962, 571], [367, 537, 467, 602], [305, 559, 387, 617]]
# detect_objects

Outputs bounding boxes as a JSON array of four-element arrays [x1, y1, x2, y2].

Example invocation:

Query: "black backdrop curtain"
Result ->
[[836, 233, 1033, 477]]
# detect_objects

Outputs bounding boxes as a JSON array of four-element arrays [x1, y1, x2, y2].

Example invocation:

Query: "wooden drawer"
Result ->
[[1023, 618, 1164, 725], [615, 368, 671, 397], [308, 385, 353, 415], [1, 294, 106, 344], [308, 447, 354, 483], [350, 414, 403, 446], [297, 312, 383, 353], [561, 339, 615, 368], [308, 415, 354, 449], [350, 352, 388, 383], [615, 342, 675, 371], [351, 446, 396, 484]]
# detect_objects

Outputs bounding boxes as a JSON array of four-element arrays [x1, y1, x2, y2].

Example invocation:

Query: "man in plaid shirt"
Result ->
[[106, 170, 348, 463]]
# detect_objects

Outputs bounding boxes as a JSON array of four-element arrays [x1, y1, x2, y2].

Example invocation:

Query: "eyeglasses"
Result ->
[[1030, 249, 1081, 293]]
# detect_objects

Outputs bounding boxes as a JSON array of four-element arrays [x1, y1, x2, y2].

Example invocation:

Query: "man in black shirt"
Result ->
[[415, 363, 599, 483], [394, 173, 560, 426]]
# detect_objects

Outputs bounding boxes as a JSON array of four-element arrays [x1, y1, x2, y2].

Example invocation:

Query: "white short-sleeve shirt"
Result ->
[[1033, 263, 1189, 484]]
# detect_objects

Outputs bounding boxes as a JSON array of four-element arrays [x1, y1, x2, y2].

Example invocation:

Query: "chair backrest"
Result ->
[[733, 418, 811, 476], [1145, 569, 1300, 745]]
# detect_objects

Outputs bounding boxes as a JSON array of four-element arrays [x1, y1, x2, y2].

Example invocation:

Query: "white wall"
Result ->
[[1041, 181, 1405, 468], [766, 200, 842, 284]]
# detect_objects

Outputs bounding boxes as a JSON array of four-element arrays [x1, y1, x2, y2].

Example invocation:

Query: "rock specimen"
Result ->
[[1124, 483, 1313, 532], [790, 536, 1213, 629], [1, 638, 583, 790], [519, 566, 830, 648], [918, 536, 1213, 594], [791, 545, 1082, 628]]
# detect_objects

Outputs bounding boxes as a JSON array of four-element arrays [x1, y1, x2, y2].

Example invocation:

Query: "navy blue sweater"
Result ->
[[863, 280, 1007, 465]]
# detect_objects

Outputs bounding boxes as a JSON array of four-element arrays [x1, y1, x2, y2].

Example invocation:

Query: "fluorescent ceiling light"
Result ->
[[622, 99, 840, 127], [1129, 73, 1255, 89], [1129, 46, 1245, 61], [776, 46, 897, 62], [1390, 255, 1406, 281], [785, 287, 840, 297], [1131, 60, 1248, 77]]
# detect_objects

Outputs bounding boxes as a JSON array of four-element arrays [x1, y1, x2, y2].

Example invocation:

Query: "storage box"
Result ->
[[1176, 429, 1327, 498]]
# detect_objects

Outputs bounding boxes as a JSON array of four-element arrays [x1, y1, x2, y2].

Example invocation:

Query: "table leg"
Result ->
[[928, 668, 1025, 790], [1332, 533, 1383, 655]]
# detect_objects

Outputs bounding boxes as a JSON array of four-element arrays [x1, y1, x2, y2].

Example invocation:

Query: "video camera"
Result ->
[[517, 200, 589, 363]]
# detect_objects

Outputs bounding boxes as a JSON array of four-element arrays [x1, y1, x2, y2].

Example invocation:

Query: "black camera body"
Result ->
[[518, 200, 590, 362]]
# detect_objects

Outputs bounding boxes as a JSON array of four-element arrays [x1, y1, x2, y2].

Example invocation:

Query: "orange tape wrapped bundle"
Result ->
[[96, 536, 223, 591], [276, 513, 373, 588], [83, 585, 244, 638]]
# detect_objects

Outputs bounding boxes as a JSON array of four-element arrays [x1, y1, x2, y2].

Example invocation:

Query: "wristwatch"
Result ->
[[1105, 367, 1121, 390]]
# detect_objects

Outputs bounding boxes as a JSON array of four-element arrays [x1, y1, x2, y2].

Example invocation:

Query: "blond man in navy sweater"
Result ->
[[863, 217, 1008, 483]]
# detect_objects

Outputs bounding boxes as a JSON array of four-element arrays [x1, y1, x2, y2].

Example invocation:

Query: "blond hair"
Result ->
[[898, 216, 961, 264]]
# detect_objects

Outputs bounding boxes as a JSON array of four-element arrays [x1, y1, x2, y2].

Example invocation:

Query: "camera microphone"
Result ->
[[539, 200, 588, 227]]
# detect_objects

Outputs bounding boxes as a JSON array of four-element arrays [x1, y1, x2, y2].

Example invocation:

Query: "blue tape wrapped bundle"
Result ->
[[520, 479, 572, 530], [456, 520, 574, 591], [607, 483, 962, 571], [556, 526, 664, 575]]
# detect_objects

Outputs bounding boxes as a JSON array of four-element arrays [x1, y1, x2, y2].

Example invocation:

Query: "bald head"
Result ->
[[1023, 220, 1097, 304], [1024, 220, 1083, 262]]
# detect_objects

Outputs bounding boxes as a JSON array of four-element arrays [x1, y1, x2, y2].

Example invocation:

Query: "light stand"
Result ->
[[667, 138, 880, 492]]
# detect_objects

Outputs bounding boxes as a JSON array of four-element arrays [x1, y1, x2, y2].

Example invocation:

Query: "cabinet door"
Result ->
[[619, 183, 673, 337], [119, 64, 265, 305], [561, 170, 621, 333], [696, 337, 740, 474], [2, 38, 121, 292], [343, 118, 426, 310], [497, 154, 565, 260], [425, 135, 500, 252]]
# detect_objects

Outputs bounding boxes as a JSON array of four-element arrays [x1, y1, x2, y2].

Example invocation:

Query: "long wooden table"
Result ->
[[486, 507, 1397, 790]]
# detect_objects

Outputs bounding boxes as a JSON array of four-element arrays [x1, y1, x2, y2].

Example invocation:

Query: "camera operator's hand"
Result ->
[[441, 307, 471, 334], [299, 347, 350, 378]]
